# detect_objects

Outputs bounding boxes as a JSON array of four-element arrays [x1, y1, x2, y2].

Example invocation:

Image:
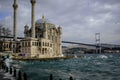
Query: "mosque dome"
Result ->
[[36, 15, 51, 24]]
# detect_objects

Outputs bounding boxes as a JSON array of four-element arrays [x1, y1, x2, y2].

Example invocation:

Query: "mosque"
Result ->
[[22, 15, 62, 58], [0, 0, 63, 58]]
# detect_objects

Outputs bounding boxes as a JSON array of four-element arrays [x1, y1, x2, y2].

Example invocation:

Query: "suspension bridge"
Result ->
[[0, 36, 120, 49]]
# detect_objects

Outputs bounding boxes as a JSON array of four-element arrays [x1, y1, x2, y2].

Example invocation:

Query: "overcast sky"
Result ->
[[0, 0, 120, 44]]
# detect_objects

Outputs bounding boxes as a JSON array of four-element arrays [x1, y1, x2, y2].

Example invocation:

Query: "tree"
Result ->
[[0, 24, 12, 40], [5, 28, 11, 37]]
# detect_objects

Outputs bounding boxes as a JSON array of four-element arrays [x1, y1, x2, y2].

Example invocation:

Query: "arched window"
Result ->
[[43, 42, 44, 46], [39, 42, 41, 46]]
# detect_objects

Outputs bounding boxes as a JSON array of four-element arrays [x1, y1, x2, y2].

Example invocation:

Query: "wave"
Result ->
[[97, 55, 108, 59], [95, 62, 102, 65], [9, 54, 120, 80], [12, 64, 22, 69], [4, 73, 16, 80]]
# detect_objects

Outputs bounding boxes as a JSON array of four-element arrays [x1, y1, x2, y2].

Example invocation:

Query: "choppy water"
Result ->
[[12, 54, 120, 80]]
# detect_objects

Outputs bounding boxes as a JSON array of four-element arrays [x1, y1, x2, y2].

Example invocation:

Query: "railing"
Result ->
[[0, 61, 28, 80], [0, 61, 73, 80]]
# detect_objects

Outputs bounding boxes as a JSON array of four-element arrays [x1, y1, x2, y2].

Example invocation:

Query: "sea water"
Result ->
[[11, 53, 120, 80]]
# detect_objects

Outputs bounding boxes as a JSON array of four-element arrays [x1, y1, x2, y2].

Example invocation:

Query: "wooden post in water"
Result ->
[[6, 66, 8, 72], [0, 61, 2, 69], [1, 63, 3, 69], [17, 70, 22, 80], [4, 64, 5, 70], [50, 74, 53, 80], [4, 65, 6, 70], [69, 76, 73, 80], [10, 67, 12, 74], [2, 64, 5, 70], [23, 72, 27, 80], [13, 68, 16, 77]]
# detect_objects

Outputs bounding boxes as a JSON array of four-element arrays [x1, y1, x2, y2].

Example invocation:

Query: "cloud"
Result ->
[[0, 0, 120, 44]]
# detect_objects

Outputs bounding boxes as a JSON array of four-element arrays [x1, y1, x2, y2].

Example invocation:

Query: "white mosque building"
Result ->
[[20, 0, 63, 58], [21, 15, 63, 58]]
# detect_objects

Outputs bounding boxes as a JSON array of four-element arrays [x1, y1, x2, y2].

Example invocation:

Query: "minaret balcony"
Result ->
[[13, 4, 18, 9], [31, 0, 36, 4]]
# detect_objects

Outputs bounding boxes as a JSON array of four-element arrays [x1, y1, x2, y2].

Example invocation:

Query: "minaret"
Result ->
[[31, 0, 36, 38], [58, 26, 62, 55], [13, 0, 18, 41], [42, 15, 45, 19], [24, 25, 29, 38]]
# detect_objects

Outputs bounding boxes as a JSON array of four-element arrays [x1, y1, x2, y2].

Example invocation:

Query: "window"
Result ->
[[28, 42, 30, 47], [32, 42, 34, 46], [36, 42, 37, 46], [13, 45, 15, 48], [47, 43, 49, 46], [52, 36, 54, 40], [39, 42, 41, 46], [22, 42, 24, 47], [43, 42, 44, 46], [6, 44, 8, 48], [25, 42, 27, 47], [48, 35, 50, 39], [50, 44, 52, 47], [45, 42, 47, 46], [37, 42, 38, 46]]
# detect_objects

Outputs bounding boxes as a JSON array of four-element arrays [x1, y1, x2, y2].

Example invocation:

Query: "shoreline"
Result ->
[[12, 56, 75, 61]]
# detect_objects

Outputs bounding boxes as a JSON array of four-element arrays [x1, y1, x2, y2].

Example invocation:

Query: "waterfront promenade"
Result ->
[[0, 60, 28, 80], [0, 69, 15, 80]]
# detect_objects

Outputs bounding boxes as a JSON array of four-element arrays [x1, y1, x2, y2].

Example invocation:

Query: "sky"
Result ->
[[0, 0, 120, 45]]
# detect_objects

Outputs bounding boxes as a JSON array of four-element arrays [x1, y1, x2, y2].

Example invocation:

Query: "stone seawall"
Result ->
[[12, 56, 74, 61]]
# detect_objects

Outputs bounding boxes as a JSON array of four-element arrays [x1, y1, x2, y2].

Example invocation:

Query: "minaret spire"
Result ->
[[42, 14, 45, 19], [13, 0, 18, 41], [31, 0, 36, 38]]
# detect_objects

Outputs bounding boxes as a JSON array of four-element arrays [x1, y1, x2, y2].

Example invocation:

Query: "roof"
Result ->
[[36, 15, 51, 24]]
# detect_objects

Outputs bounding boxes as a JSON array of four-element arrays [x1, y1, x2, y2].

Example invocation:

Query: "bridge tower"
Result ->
[[95, 33, 101, 53]]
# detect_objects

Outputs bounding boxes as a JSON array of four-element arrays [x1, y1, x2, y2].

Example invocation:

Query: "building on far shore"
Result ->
[[0, 0, 63, 58]]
